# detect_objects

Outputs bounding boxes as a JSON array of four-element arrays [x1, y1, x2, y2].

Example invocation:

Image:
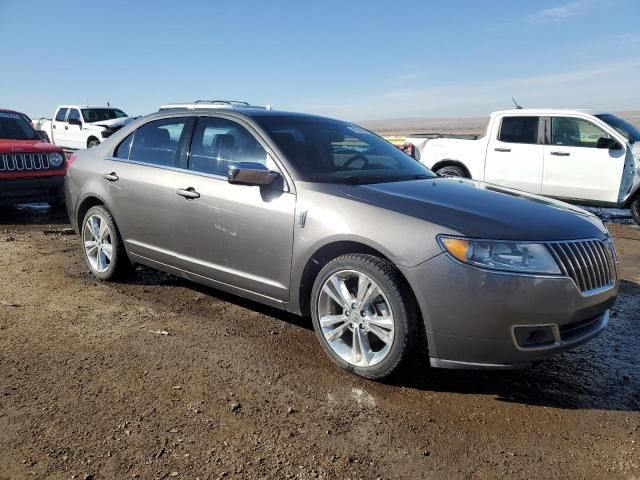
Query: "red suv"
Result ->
[[0, 109, 67, 207]]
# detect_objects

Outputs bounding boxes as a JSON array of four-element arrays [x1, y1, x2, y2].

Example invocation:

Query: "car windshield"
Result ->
[[256, 116, 434, 184], [81, 108, 128, 123], [595, 114, 640, 143], [0, 112, 39, 140]]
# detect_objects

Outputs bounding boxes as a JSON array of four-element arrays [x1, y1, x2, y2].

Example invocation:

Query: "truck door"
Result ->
[[66, 108, 84, 149], [485, 115, 544, 194], [541, 116, 626, 203], [52, 108, 68, 147]]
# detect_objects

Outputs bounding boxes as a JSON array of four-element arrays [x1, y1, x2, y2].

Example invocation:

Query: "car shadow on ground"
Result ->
[[130, 265, 640, 412], [0, 203, 70, 226]]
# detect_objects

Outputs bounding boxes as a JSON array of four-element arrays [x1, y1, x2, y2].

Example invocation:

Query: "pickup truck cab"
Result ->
[[33, 105, 133, 150], [0, 109, 67, 207], [407, 109, 640, 224]]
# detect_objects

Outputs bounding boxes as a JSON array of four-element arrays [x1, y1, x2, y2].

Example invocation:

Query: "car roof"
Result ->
[[151, 106, 336, 122], [58, 105, 123, 109], [493, 108, 608, 116], [0, 108, 21, 114]]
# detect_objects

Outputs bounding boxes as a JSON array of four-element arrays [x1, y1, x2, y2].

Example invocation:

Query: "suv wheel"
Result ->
[[632, 196, 640, 226], [435, 164, 467, 178], [81, 205, 131, 281], [310, 253, 417, 379]]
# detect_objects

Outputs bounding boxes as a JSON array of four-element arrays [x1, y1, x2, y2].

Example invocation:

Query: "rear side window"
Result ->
[[189, 117, 270, 176], [129, 118, 188, 167], [55, 108, 68, 122], [113, 132, 134, 159], [551, 117, 611, 148], [498, 116, 539, 144]]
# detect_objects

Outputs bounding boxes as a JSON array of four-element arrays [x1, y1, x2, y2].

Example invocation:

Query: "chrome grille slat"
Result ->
[[549, 239, 616, 294], [0, 153, 51, 172]]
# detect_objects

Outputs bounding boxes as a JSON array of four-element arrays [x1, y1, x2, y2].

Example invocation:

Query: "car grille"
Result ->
[[0, 153, 53, 172], [547, 239, 617, 293]]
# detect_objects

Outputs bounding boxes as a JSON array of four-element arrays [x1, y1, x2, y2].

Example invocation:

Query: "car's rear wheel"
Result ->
[[435, 164, 467, 178], [310, 253, 417, 379], [81, 205, 131, 281], [631, 196, 640, 226]]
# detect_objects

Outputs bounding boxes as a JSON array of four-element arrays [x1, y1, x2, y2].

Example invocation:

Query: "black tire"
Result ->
[[310, 253, 418, 380], [631, 196, 640, 226], [87, 138, 100, 148], [435, 164, 467, 178], [81, 205, 132, 281]]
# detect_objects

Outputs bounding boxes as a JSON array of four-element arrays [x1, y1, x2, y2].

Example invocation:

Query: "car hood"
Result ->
[[339, 178, 607, 241], [91, 117, 134, 128], [0, 139, 63, 153]]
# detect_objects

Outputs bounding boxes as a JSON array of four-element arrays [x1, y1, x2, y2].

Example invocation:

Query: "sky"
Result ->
[[0, 0, 639, 121]]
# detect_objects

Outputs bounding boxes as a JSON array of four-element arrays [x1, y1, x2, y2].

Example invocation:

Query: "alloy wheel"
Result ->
[[83, 214, 113, 273]]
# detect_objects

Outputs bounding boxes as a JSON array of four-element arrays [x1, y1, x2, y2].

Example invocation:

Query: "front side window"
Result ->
[[129, 118, 188, 167], [67, 109, 81, 123], [551, 117, 611, 148], [81, 108, 127, 123], [189, 117, 271, 176], [0, 112, 39, 140], [55, 108, 68, 122], [498, 116, 539, 144], [255, 116, 433, 184]]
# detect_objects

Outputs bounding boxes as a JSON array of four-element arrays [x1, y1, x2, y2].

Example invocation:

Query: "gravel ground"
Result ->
[[0, 205, 638, 480]]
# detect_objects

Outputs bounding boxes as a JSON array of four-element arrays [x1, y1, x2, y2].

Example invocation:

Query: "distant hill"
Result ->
[[360, 111, 640, 136]]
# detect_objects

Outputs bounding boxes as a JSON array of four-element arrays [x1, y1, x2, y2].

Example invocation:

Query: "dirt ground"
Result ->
[[0, 205, 638, 480]]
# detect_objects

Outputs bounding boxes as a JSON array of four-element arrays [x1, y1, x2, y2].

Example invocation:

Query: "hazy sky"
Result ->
[[1, 0, 638, 120]]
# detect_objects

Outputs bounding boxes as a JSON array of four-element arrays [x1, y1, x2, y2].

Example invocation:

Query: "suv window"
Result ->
[[498, 116, 539, 144], [67, 109, 81, 123], [189, 117, 271, 176], [55, 108, 68, 122], [551, 117, 611, 148], [129, 118, 188, 167]]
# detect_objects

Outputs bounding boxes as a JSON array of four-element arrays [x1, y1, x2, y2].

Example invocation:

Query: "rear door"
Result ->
[[103, 116, 197, 267], [52, 108, 68, 146], [484, 115, 544, 193], [541, 116, 626, 203], [66, 108, 84, 149]]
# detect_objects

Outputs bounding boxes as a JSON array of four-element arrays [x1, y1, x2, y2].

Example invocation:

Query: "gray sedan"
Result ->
[[65, 107, 618, 379]]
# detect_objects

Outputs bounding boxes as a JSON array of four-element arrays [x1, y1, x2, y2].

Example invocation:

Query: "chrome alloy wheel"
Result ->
[[83, 214, 113, 273], [317, 270, 395, 367]]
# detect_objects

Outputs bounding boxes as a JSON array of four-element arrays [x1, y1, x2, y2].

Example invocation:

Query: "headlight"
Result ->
[[438, 236, 561, 274], [49, 152, 64, 168]]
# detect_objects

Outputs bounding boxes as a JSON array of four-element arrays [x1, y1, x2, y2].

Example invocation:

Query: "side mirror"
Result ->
[[227, 162, 279, 186], [596, 137, 621, 150], [68, 118, 82, 126]]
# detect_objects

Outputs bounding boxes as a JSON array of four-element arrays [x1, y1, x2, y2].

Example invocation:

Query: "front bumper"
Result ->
[[0, 175, 65, 206], [400, 252, 618, 369]]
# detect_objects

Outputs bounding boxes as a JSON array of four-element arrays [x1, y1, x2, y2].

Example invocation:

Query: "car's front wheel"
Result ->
[[87, 138, 100, 148], [81, 205, 132, 281], [435, 164, 467, 178], [631, 196, 640, 226], [310, 253, 417, 379]]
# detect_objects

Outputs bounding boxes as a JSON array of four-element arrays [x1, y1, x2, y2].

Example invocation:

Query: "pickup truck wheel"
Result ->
[[87, 138, 100, 148], [631, 196, 640, 226], [81, 206, 132, 281], [310, 253, 417, 380], [435, 165, 467, 178]]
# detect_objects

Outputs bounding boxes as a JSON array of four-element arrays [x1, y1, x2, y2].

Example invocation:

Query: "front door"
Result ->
[[484, 115, 544, 193], [52, 108, 68, 147], [174, 116, 296, 302], [66, 108, 84, 149], [541, 116, 627, 203]]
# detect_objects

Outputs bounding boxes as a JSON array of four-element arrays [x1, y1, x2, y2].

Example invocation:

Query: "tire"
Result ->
[[310, 253, 417, 380], [87, 138, 100, 148], [81, 205, 132, 281], [435, 164, 467, 178], [631, 196, 640, 226]]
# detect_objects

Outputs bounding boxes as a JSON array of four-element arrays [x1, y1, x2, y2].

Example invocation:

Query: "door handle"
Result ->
[[550, 151, 570, 156], [65, 125, 68, 130], [103, 172, 119, 182], [176, 187, 200, 199], [494, 147, 511, 152], [52, 125, 56, 129]]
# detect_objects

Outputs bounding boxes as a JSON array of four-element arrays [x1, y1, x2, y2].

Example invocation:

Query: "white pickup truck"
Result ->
[[405, 109, 640, 225], [32, 105, 133, 150]]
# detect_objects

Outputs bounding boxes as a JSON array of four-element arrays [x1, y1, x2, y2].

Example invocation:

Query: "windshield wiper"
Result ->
[[342, 174, 433, 185]]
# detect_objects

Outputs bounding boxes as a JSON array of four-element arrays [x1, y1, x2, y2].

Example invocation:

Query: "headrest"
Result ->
[[213, 134, 235, 150], [143, 128, 170, 147]]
